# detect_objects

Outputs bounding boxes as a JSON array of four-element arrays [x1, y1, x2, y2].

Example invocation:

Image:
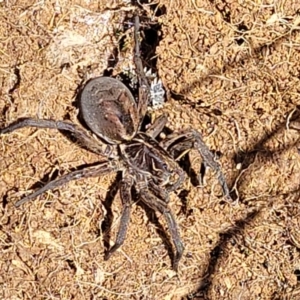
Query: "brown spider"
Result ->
[[0, 16, 230, 270]]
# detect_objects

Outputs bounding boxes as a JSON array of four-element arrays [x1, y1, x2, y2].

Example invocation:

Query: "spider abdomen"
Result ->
[[80, 77, 140, 144]]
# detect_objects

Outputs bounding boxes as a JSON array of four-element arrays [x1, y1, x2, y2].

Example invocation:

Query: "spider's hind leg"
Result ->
[[145, 113, 168, 139], [0, 118, 110, 156], [133, 15, 150, 122]]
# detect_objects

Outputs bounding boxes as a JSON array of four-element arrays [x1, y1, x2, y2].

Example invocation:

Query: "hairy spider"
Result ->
[[0, 16, 230, 271]]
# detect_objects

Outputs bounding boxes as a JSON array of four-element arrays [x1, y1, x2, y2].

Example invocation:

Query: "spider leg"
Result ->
[[161, 130, 231, 199], [133, 15, 150, 121], [0, 118, 112, 156], [145, 113, 168, 139], [15, 161, 120, 207], [166, 167, 185, 193], [139, 188, 184, 271], [148, 179, 170, 203], [104, 174, 133, 260]]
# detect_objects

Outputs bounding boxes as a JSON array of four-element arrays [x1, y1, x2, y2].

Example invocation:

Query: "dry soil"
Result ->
[[1, 0, 300, 299]]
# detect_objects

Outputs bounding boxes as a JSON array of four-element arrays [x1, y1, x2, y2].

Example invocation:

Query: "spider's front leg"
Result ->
[[104, 174, 133, 260], [139, 187, 184, 272], [0, 118, 113, 156], [161, 129, 231, 199]]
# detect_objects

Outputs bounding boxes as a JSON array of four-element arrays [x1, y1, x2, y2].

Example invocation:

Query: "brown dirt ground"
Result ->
[[1, 0, 300, 299]]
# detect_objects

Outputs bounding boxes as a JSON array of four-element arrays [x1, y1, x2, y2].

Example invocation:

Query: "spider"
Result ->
[[0, 16, 230, 271]]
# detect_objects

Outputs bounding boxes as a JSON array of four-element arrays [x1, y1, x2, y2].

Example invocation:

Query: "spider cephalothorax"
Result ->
[[0, 16, 231, 271]]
